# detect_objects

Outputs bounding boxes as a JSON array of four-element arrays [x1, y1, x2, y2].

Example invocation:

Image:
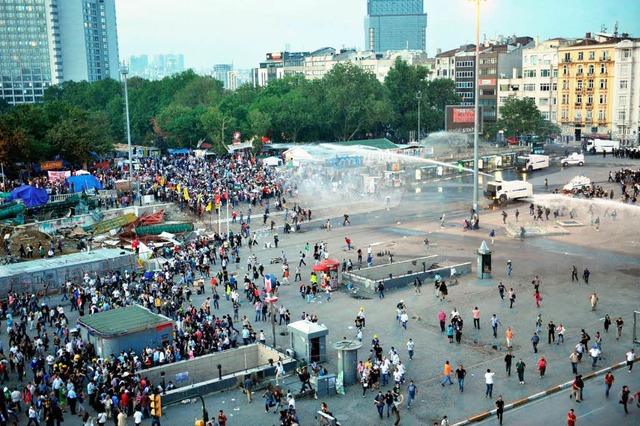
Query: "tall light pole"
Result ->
[[472, 0, 482, 221], [120, 64, 134, 197], [416, 90, 422, 143]]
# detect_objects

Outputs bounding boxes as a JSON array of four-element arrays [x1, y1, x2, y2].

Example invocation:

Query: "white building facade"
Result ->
[[612, 39, 640, 145]]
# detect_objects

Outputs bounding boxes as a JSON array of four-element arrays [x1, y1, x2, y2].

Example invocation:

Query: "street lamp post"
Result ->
[[416, 90, 422, 143], [472, 0, 482, 222], [120, 64, 135, 200]]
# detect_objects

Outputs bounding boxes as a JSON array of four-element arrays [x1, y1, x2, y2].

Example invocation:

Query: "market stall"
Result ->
[[312, 259, 340, 290]]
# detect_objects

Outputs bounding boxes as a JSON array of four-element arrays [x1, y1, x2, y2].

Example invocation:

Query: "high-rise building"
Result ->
[[364, 0, 427, 53], [0, 0, 120, 105], [213, 64, 233, 88]]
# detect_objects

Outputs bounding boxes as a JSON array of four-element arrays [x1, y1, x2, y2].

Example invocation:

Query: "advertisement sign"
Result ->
[[48, 171, 71, 183], [478, 78, 497, 86], [40, 160, 63, 171], [445, 105, 484, 134]]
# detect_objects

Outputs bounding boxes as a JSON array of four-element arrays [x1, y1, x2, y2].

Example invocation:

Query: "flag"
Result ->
[[197, 193, 202, 203], [206, 202, 212, 212], [183, 187, 189, 201], [223, 191, 229, 201], [177, 183, 181, 194], [214, 193, 222, 204], [265, 276, 272, 294]]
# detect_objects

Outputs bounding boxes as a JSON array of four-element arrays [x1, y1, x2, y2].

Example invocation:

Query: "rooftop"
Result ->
[[0, 248, 135, 280], [77, 305, 173, 337]]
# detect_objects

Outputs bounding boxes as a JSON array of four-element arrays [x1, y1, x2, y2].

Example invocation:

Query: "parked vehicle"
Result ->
[[484, 180, 533, 204], [516, 154, 550, 172], [563, 175, 592, 191], [585, 139, 619, 154], [561, 153, 585, 167]]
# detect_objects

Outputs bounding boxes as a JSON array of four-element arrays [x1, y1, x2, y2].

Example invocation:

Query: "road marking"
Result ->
[[577, 407, 604, 418]]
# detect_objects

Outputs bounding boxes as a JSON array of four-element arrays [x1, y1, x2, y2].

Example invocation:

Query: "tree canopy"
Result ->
[[485, 97, 560, 140], [0, 62, 461, 169]]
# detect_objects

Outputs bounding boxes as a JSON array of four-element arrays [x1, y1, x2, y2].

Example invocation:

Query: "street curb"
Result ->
[[451, 356, 636, 426]]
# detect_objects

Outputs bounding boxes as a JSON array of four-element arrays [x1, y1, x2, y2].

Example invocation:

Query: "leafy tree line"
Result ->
[[0, 59, 461, 168]]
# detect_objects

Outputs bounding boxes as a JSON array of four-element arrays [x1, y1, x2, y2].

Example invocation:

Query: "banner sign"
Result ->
[[48, 171, 71, 183], [40, 160, 63, 171]]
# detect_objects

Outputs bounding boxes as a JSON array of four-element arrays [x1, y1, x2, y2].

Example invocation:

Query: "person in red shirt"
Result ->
[[217, 409, 227, 426], [567, 408, 576, 426]]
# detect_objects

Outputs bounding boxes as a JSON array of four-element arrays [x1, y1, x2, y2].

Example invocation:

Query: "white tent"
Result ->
[[283, 146, 313, 162], [263, 156, 283, 167]]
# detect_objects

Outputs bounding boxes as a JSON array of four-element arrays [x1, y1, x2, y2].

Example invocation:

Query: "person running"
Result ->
[[604, 371, 615, 397], [566, 408, 576, 426], [626, 348, 635, 372], [537, 356, 547, 378], [495, 395, 505, 425], [406, 380, 418, 408], [619, 385, 631, 414]]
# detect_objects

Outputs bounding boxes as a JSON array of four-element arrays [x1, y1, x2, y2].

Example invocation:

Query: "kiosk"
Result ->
[[287, 321, 329, 363], [312, 259, 340, 290], [476, 241, 493, 279]]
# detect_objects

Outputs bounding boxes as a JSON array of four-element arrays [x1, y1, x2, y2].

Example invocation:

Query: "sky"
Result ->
[[116, 0, 640, 71]]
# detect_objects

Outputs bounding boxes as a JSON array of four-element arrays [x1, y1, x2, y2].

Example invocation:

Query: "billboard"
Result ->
[[445, 106, 483, 134]]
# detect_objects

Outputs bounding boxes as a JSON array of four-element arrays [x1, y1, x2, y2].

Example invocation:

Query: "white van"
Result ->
[[484, 180, 533, 204], [585, 139, 619, 154]]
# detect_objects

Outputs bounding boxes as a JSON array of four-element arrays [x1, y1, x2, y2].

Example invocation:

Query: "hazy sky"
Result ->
[[116, 0, 640, 71]]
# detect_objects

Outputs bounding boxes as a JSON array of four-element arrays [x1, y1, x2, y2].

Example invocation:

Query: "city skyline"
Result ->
[[116, 0, 640, 70]]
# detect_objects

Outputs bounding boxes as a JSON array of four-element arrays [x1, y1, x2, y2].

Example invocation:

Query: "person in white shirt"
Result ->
[[589, 345, 601, 369], [626, 348, 635, 372], [484, 369, 495, 398], [556, 324, 565, 344], [133, 408, 143, 426]]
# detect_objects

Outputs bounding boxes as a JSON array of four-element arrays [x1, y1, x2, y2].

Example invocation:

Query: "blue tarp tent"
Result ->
[[66, 175, 104, 193], [7, 185, 49, 207], [168, 148, 189, 155]]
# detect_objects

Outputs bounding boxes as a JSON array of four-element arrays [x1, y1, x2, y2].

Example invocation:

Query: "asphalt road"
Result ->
[[475, 370, 640, 426]]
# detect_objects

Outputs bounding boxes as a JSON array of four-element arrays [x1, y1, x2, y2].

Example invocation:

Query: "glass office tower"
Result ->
[[364, 0, 428, 53]]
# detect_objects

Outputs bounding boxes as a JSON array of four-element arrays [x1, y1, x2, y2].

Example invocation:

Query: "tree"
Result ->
[[321, 63, 392, 141], [155, 104, 207, 148], [494, 98, 543, 139], [200, 106, 237, 152], [45, 108, 113, 165]]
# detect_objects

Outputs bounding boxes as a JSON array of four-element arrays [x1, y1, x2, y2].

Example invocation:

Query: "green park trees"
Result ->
[[0, 61, 462, 170], [485, 97, 561, 141]]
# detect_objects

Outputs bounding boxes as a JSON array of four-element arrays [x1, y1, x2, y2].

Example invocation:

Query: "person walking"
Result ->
[[537, 356, 547, 378], [507, 260, 513, 276], [442, 361, 454, 386], [569, 350, 579, 375], [547, 321, 556, 344], [455, 365, 467, 393], [603, 314, 612, 333], [472, 307, 480, 329], [567, 408, 577, 426], [495, 395, 505, 425], [504, 351, 514, 376], [556, 323, 565, 344], [438, 310, 447, 333], [571, 266, 578, 282], [406, 380, 418, 408], [619, 385, 631, 414], [508, 288, 516, 308], [485, 369, 495, 398], [626, 348, 635, 371], [491, 314, 502, 338], [582, 268, 590, 284], [534, 290, 542, 308], [489, 229, 495, 245], [589, 345, 601, 369], [569, 376, 582, 402], [506, 327, 514, 348], [516, 358, 526, 384], [531, 332, 540, 353], [616, 317, 624, 340], [589, 293, 599, 311], [497, 282, 506, 300], [244, 376, 254, 403], [406, 338, 415, 360], [374, 391, 385, 419], [604, 371, 615, 397]]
